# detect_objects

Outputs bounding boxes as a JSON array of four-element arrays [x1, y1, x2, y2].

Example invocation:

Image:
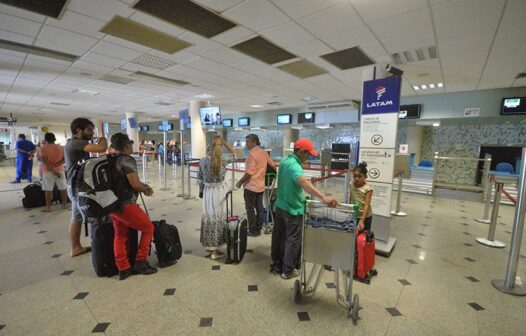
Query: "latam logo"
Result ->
[[376, 86, 386, 100]]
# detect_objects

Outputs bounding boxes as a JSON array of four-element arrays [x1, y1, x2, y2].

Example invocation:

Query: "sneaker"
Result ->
[[9, 180, 20, 184], [280, 270, 299, 280], [211, 252, 225, 260], [132, 261, 158, 275], [119, 268, 133, 281]]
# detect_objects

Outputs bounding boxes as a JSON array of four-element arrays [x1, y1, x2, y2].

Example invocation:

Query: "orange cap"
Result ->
[[294, 138, 318, 157]]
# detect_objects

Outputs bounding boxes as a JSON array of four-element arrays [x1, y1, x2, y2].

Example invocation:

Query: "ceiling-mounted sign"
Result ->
[[464, 107, 480, 117], [362, 76, 402, 115]]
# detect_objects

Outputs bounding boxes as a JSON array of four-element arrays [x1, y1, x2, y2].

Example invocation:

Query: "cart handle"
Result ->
[[306, 199, 355, 210]]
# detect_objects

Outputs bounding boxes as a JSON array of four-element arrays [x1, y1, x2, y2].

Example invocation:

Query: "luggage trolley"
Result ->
[[292, 200, 360, 323]]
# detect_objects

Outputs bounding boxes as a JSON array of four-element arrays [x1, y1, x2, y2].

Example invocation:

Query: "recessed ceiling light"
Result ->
[[437, 82, 443, 88], [413, 85, 420, 91], [73, 89, 99, 96], [234, 127, 244, 131], [429, 84, 435, 89], [315, 124, 331, 129], [250, 104, 264, 108], [291, 125, 303, 129], [194, 93, 215, 99], [433, 122, 440, 127], [420, 84, 427, 90], [303, 97, 320, 103]]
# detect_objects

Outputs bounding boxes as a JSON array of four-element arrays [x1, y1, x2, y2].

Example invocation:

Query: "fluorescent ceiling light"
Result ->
[[437, 82, 443, 88], [432, 122, 440, 127], [429, 84, 435, 89], [413, 85, 420, 90], [195, 93, 215, 99], [420, 84, 427, 89], [0, 39, 78, 62], [250, 126, 266, 130], [234, 127, 244, 131], [250, 104, 264, 108], [303, 96, 320, 103], [73, 89, 99, 96], [291, 125, 303, 129], [315, 124, 331, 129]]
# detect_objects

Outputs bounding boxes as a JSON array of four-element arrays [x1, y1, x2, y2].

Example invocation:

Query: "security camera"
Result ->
[[386, 64, 403, 76]]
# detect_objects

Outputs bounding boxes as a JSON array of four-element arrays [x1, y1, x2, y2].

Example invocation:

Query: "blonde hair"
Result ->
[[212, 135, 222, 176]]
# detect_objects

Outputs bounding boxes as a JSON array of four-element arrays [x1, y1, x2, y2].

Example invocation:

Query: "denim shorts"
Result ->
[[67, 186, 84, 223]]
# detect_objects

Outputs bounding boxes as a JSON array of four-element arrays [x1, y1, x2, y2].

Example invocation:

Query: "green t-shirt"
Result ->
[[276, 154, 305, 216]]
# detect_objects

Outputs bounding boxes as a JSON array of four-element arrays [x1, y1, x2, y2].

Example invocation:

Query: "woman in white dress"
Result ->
[[198, 135, 236, 259]]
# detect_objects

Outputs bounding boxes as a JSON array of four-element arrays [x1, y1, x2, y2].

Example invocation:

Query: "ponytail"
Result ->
[[212, 135, 223, 176]]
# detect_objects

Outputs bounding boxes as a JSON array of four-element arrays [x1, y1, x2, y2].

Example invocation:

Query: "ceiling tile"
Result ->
[[0, 3, 46, 22], [261, 22, 315, 48], [277, 59, 328, 79], [211, 26, 255, 46], [80, 51, 129, 68], [0, 28, 34, 44], [321, 46, 375, 70], [203, 47, 249, 66], [0, 12, 42, 37], [436, 20, 497, 45], [179, 31, 222, 55], [223, 0, 289, 32], [129, 11, 186, 37], [321, 25, 376, 50], [35, 25, 99, 55], [67, 0, 134, 22], [102, 36, 152, 53], [45, 10, 106, 39], [381, 30, 435, 54], [231, 36, 296, 65], [297, 2, 362, 38], [271, 0, 345, 19], [90, 41, 144, 61], [192, 0, 246, 13], [432, 0, 505, 29], [350, 0, 428, 23], [369, 8, 432, 40], [287, 39, 333, 59]]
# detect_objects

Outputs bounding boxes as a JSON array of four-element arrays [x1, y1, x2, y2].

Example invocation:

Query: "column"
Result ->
[[190, 100, 206, 158], [406, 126, 423, 165], [125, 112, 139, 152], [282, 127, 299, 156]]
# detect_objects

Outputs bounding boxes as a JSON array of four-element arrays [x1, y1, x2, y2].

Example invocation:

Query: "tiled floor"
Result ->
[[1, 163, 526, 335]]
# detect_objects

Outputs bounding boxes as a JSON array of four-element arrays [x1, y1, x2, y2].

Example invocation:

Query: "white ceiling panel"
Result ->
[[223, 0, 290, 32], [271, 0, 345, 20], [102, 35, 152, 52], [432, 0, 505, 29], [203, 47, 248, 66], [179, 31, 222, 55], [350, 0, 428, 23], [297, 2, 363, 38], [71, 60, 114, 75], [321, 25, 376, 51], [0, 29, 35, 45], [192, 0, 246, 13], [381, 30, 435, 53], [369, 8, 432, 40], [211, 26, 256, 46], [436, 20, 497, 45], [90, 41, 144, 61], [80, 51, 129, 68], [35, 25, 99, 56], [0, 13, 42, 37], [45, 10, 106, 39], [0, 3, 46, 23], [261, 22, 315, 48], [287, 39, 333, 59], [129, 11, 186, 37], [68, 0, 134, 22]]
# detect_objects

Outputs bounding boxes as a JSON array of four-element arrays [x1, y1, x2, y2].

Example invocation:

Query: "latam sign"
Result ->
[[362, 76, 402, 115]]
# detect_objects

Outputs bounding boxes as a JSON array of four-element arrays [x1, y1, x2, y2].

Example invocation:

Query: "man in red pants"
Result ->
[[109, 133, 157, 280]]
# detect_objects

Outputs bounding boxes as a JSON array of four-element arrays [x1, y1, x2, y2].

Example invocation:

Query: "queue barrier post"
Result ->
[[391, 171, 407, 217], [475, 181, 505, 248]]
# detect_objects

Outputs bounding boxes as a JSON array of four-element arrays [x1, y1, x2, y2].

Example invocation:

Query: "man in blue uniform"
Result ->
[[11, 134, 36, 183]]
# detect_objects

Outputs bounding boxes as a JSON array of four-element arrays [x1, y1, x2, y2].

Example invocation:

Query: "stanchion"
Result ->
[[230, 160, 236, 191], [492, 147, 526, 296], [391, 172, 407, 217], [475, 181, 505, 248], [158, 153, 162, 176], [142, 154, 147, 183], [160, 132, 170, 191], [172, 152, 177, 182], [475, 175, 493, 224], [183, 160, 195, 200], [177, 153, 186, 198]]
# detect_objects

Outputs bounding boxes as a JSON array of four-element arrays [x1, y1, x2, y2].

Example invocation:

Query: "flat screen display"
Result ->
[[143, 125, 149, 132], [298, 112, 315, 124], [200, 106, 221, 126], [501, 97, 526, 115], [158, 124, 163, 131], [238, 117, 250, 127], [128, 117, 138, 128], [167, 124, 174, 131], [399, 104, 421, 119], [277, 114, 292, 125], [222, 119, 233, 127]]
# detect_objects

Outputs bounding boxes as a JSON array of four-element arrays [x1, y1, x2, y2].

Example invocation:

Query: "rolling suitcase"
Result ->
[[354, 230, 377, 284], [225, 190, 248, 264], [90, 216, 138, 277]]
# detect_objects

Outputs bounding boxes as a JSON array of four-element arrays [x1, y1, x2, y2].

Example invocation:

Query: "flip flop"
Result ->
[[71, 246, 91, 257]]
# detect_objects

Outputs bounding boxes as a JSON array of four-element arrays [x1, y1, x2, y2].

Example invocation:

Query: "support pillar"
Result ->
[[125, 112, 139, 152], [190, 100, 206, 159]]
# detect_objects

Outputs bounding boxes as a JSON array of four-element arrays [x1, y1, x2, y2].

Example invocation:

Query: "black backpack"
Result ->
[[73, 154, 121, 218], [22, 182, 45, 208], [152, 220, 182, 267]]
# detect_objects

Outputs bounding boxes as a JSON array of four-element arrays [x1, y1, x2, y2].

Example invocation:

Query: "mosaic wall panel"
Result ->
[[227, 129, 284, 157], [300, 124, 360, 151]]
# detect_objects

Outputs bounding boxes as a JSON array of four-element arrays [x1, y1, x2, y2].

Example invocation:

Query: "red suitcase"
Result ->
[[354, 230, 377, 284]]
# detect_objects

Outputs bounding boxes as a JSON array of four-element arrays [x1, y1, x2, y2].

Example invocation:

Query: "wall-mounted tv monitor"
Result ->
[[128, 117, 138, 129], [501, 97, 526, 115], [238, 117, 250, 127], [167, 123, 174, 131], [222, 119, 233, 127], [158, 124, 163, 131], [200, 106, 221, 126], [399, 104, 421, 119], [277, 114, 292, 125], [298, 112, 315, 124], [143, 125, 149, 132]]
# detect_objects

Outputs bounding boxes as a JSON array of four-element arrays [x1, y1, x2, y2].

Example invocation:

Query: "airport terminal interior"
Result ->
[[1, 0, 526, 335]]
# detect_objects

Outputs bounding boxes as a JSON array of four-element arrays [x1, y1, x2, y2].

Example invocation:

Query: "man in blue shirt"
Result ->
[[11, 134, 36, 183]]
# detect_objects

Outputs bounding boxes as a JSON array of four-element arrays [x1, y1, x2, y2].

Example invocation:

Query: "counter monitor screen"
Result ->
[[238, 117, 250, 127], [277, 114, 292, 125], [222, 119, 233, 127], [399, 104, 421, 119], [501, 97, 526, 115], [143, 125, 149, 132], [298, 112, 315, 124], [200, 106, 221, 126]]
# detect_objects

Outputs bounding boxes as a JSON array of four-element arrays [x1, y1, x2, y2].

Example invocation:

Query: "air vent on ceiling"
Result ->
[[392, 46, 437, 65], [100, 74, 134, 85], [0, 0, 68, 18], [100, 16, 192, 54], [321, 46, 375, 70], [277, 59, 327, 79], [49, 102, 70, 106], [0, 39, 78, 62], [130, 71, 190, 86], [131, 53, 177, 70], [134, 0, 236, 38], [307, 100, 358, 111], [231, 36, 297, 65], [267, 101, 283, 106], [515, 72, 526, 79]]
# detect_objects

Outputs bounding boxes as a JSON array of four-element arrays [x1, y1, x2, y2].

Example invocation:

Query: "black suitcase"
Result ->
[[152, 219, 182, 268], [22, 182, 45, 208], [225, 191, 248, 264], [90, 216, 138, 277]]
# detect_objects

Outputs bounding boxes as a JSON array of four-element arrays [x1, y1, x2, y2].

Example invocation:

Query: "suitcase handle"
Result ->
[[226, 190, 233, 218], [139, 192, 150, 219]]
